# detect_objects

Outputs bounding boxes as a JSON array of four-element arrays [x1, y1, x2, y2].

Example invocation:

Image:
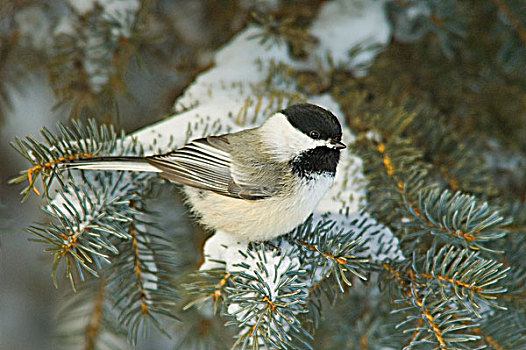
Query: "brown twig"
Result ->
[[84, 279, 106, 350], [491, 0, 526, 47], [419, 272, 482, 293], [397, 180, 477, 242], [294, 238, 347, 265], [404, 318, 424, 349], [383, 263, 449, 349], [27, 152, 93, 195], [211, 273, 230, 301], [129, 220, 149, 314], [408, 270, 447, 349], [473, 326, 506, 350]]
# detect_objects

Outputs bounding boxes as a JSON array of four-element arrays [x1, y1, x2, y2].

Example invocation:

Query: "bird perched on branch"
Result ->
[[66, 103, 346, 241]]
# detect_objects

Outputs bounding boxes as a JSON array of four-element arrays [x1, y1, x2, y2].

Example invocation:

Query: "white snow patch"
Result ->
[[68, 0, 140, 32], [68, 0, 98, 14], [53, 16, 75, 36], [226, 251, 301, 324], [307, 0, 390, 74], [52, 0, 141, 92], [14, 7, 52, 50], [200, 230, 249, 271]]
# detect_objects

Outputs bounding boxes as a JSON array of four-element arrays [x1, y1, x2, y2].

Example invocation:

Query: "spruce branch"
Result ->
[[401, 188, 510, 251], [184, 267, 232, 314], [353, 133, 433, 224], [416, 245, 509, 316], [474, 310, 526, 350], [225, 245, 312, 350], [399, 278, 480, 350], [185, 213, 374, 350], [388, 266, 481, 349], [351, 101, 511, 255], [9, 118, 178, 340], [27, 178, 143, 288], [347, 93, 498, 198], [404, 103, 499, 197], [84, 278, 107, 350], [54, 278, 128, 350], [9, 119, 126, 200], [500, 266, 526, 307], [387, 0, 468, 58], [107, 205, 179, 343], [313, 277, 398, 350], [289, 215, 370, 293], [172, 305, 234, 350], [382, 245, 509, 317], [6, 1, 524, 347], [249, 9, 319, 59], [491, 0, 526, 47], [289, 214, 373, 334], [381, 243, 510, 349], [303, 274, 333, 331], [49, 0, 151, 120]]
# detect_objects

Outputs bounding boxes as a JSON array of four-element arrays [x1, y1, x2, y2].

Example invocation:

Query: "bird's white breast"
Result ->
[[184, 174, 334, 241]]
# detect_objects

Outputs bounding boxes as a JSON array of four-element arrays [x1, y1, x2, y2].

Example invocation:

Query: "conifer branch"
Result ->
[[475, 311, 526, 349], [474, 326, 505, 350], [499, 267, 526, 306], [293, 238, 349, 266], [491, 0, 526, 47], [6, 2, 526, 347], [128, 221, 150, 316], [9, 119, 178, 340], [383, 245, 509, 318], [107, 211, 179, 342], [403, 317, 424, 350], [382, 243, 510, 348], [354, 135, 431, 226], [289, 215, 370, 292], [27, 178, 141, 288], [394, 279, 480, 349], [184, 267, 232, 314], [226, 245, 312, 350], [408, 269, 447, 349], [188, 212, 374, 350], [419, 246, 509, 310], [401, 188, 510, 250], [53, 279, 127, 350], [212, 273, 231, 303], [249, 9, 319, 58], [84, 278, 106, 350], [9, 120, 125, 200], [303, 274, 330, 329]]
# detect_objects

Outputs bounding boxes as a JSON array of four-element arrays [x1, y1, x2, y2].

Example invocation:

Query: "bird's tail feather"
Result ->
[[62, 156, 162, 173]]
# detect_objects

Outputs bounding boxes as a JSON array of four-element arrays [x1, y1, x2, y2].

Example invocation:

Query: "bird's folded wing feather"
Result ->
[[145, 135, 276, 200]]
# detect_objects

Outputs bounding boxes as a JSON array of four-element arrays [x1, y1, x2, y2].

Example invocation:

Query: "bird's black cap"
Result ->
[[281, 103, 342, 141]]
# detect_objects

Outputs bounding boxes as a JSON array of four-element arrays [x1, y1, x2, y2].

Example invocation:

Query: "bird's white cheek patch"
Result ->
[[260, 113, 320, 161]]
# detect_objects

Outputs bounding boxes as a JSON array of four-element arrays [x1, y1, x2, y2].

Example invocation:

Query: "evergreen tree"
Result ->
[[3, 0, 526, 349]]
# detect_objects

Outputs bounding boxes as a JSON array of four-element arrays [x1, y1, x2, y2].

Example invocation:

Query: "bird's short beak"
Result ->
[[330, 139, 346, 149]]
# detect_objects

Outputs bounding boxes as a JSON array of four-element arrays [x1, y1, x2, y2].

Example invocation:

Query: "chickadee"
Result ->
[[67, 103, 346, 241]]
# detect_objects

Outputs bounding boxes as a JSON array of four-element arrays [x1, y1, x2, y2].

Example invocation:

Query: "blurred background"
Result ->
[[1, 0, 525, 349]]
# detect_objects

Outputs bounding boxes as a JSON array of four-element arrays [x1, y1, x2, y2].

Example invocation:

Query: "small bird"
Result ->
[[67, 103, 346, 241]]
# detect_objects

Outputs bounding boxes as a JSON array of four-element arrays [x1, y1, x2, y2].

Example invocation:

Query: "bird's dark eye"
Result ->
[[309, 130, 320, 139]]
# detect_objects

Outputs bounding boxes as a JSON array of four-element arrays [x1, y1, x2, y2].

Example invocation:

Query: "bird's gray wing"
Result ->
[[145, 135, 277, 200]]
